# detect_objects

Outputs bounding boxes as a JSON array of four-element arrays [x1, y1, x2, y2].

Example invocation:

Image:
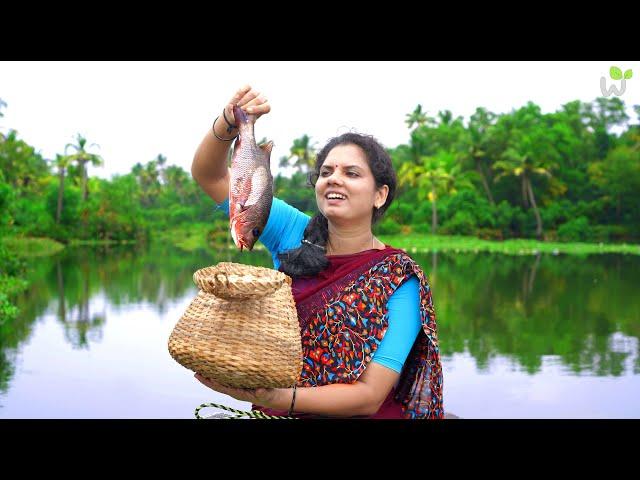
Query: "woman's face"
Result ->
[[315, 144, 388, 225]]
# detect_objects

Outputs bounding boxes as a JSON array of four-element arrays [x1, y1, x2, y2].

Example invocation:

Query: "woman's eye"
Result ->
[[320, 170, 331, 177], [347, 172, 358, 177]]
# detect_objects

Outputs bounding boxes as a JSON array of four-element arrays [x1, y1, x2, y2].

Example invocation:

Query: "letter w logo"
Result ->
[[600, 77, 626, 97]]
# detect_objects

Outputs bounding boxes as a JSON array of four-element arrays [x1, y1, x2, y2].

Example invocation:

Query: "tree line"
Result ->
[[2, 96, 639, 246]]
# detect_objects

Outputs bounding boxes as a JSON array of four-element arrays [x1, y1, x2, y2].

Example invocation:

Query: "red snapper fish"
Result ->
[[229, 104, 274, 251]]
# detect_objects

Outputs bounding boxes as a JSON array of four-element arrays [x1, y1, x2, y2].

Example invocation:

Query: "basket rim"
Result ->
[[193, 262, 291, 297]]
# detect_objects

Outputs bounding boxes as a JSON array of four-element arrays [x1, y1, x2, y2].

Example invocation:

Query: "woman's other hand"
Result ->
[[194, 372, 282, 408]]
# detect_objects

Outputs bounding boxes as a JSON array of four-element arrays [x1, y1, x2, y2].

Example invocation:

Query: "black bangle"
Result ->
[[287, 385, 297, 416], [222, 108, 238, 133], [212, 116, 239, 142]]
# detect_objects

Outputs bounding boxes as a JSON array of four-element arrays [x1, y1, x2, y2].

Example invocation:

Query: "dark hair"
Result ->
[[277, 132, 397, 278]]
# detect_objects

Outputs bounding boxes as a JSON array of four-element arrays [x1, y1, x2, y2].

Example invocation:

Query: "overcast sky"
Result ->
[[1, 61, 638, 179]]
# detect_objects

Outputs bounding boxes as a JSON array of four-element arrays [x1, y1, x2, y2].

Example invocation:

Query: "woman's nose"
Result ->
[[327, 171, 344, 185]]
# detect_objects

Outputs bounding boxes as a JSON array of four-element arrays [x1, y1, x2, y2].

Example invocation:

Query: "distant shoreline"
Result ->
[[3, 232, 639, 258]]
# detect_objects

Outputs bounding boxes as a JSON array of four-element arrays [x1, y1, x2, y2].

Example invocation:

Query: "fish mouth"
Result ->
[[230, 219, 254, 251], [230, 220, 243, 250]]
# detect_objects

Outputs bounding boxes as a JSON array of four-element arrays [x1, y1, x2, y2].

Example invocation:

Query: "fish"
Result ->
[[229, 104, 274, 251]]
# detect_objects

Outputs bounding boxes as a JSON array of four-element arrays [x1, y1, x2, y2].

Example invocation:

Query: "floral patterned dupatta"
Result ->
[[255, 246, 444, 419]]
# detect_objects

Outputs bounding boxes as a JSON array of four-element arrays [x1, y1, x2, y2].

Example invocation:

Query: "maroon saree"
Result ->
[[253, 246, 444, 419]]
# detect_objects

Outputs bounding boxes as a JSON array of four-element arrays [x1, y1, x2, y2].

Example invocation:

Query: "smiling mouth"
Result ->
[[325, 194, 347, 201]]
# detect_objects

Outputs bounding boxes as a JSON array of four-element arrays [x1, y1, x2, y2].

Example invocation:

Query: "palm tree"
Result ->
[[65, 134, 103, 201], [405, 104, 434, 129], [54, 154, 71, 223], [494, 147, 552, 238], [463, 107, 497, 205], [279, 135, 316, 174], [398, 151, 471, 233], [132, 159, 165, 207], [163, 165, 190, 203], [437, 110, 454, 126]]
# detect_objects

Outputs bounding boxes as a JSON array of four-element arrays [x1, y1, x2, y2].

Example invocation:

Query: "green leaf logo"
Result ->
[[610, 66, 623, 80], [624, 69, 633, 80]]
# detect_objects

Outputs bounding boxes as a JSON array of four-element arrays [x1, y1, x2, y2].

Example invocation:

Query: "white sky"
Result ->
[[0, 61, 638, 179]]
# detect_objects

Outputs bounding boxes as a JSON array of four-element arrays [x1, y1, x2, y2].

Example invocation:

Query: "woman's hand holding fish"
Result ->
[[223, 84, 271, 127]]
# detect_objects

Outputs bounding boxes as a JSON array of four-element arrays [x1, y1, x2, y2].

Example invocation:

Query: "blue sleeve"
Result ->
[[214, 197, 310, 270], [371, 276, 422, 374]]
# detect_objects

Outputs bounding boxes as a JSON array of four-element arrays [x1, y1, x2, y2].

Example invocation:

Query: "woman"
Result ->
[[191, 85, 444, 419]]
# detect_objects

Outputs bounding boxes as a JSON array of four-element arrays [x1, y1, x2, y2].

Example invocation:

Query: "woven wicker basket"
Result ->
[[168, 262, 303, 389]]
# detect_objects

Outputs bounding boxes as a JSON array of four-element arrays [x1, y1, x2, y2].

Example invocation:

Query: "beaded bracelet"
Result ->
[[212, 116, 239, 142]]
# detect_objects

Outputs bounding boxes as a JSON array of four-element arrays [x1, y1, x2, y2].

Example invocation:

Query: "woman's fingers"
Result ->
[[251, 100, 271, 116], [237, 89, 260, 108], [229, 85, 251, 105], [245, 97, 270, 116], [224, 85, 252, 125], [224, 86, 270, 124], [244, 94, 266, 108]]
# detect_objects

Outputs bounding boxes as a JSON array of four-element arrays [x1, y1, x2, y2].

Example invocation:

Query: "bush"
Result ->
[[11, 197, 55, 236], [374, 218, 402, 235], [411, 200, 449, 232], [0, 175, 15, 234], [0, 243, 28, 324], [0, 242, 26, 277], [493, 201, 523, 237], [168, 206, 196, 224], [45, 182, 81, 228], [411, 201, 432, 226], [443, 190, 494, 228], [590, 225, 632, 242], [440, 210, 477, 235], [386, 202, 415, 224], [557, 216, 591, 242], [540, 200, 574, 229], [0, 292, 19, 322], [412, 221, 432, 234], [476, 228, 504, 240]]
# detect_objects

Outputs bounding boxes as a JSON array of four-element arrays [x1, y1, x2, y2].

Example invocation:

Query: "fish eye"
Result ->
[[252, 228, 261, 237]]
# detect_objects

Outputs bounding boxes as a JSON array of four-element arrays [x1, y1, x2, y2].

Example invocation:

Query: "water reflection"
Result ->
[[55, 259, 106, 349], [413, 251, 640, 377], [1, 243, 639, 405]]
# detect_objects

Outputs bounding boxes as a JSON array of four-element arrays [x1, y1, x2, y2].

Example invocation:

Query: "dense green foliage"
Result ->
[[1, 96, 639, 319]]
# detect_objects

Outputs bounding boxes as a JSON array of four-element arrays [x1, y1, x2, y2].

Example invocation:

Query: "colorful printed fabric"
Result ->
[[295, 252, 444, 419]]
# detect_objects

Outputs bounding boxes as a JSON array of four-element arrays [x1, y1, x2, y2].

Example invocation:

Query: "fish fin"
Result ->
[[259, 141, 274, 156], [244, 166, 269, 208]]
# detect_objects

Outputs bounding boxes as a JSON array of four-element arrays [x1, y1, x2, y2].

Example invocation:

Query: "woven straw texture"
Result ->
[[168, 262, 303, 389]]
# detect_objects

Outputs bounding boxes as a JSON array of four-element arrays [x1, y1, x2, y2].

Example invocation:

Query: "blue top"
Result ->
[[216, 197, 422, 374]]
